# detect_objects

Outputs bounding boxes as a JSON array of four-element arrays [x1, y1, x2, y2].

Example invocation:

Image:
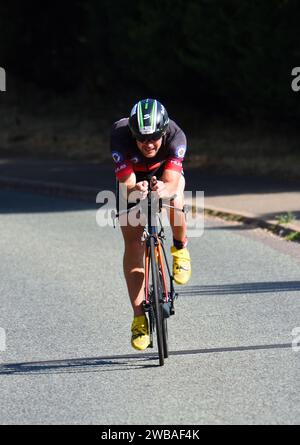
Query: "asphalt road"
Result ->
[[0, 190, 299, 425]]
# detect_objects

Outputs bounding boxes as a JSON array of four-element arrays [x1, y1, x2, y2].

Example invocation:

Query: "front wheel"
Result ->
[[150, 237, 164, 366], [162, 317, 168, 358]]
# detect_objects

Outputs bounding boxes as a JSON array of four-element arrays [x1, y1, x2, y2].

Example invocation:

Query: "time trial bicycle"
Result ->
[[112, 169, 187, 366]]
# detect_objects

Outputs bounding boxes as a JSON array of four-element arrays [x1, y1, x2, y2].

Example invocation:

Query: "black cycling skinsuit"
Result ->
[[110, 118, 187, 182]]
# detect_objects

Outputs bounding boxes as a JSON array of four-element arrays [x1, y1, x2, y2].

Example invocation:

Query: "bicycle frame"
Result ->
[[143, 216, 175, 310]]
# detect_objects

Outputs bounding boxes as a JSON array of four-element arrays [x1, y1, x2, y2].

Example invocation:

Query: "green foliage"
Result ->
[[1, 0, 299, 121], [276, 212, 296, 224], [284, 231, 300, 242]]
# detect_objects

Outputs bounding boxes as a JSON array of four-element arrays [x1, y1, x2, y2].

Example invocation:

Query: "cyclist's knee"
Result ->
[[122, 226, 144, 252], [124, 242, 144, 265], [125, 238, 144, 251]]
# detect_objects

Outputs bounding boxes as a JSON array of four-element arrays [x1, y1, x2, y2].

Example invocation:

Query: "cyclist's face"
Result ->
[[136, 138, 162, 157]]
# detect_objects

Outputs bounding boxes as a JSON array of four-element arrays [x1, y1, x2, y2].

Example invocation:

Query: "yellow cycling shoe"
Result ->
[[131, 314, 150, 351], [171, 246, 192, 285]]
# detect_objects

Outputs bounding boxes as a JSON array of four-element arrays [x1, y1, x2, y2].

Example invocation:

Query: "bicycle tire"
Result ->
[[158, 267, 169, 359], [162, 317, 168, 358], [150, 236, 164, 366]]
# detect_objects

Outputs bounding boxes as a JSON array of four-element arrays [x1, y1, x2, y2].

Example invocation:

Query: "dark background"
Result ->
[[0, 0, 299, 178]]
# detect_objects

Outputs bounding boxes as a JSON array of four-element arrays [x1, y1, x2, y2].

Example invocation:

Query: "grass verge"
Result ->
[[204, 208, 300, 244]]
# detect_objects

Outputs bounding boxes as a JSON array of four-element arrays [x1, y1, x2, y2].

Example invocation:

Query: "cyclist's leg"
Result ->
[[120, 221, 146, 316], [165, 173, 187, 243], [117, 176, 150, 350], [163, 173, 191, 284]]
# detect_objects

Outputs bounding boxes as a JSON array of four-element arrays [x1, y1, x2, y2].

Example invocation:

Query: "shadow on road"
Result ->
[[1, 158, 300, 216], [178, 281, 300, 297], [1, 158, 300, 197], [0, 189, 101, 214], [0, 343, 291, 376], [0, 160, 116, 214]]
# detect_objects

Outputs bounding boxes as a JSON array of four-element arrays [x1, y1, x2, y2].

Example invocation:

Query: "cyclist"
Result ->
[[110, 98, 191, 351]]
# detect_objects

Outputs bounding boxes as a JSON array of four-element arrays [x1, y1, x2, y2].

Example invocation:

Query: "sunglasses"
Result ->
[[135, 132, 165, 143]]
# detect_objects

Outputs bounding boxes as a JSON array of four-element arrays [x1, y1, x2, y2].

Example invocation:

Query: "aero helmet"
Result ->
[[129, 98, 169, 141]]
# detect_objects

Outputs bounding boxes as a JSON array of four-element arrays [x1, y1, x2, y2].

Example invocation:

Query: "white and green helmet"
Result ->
[[129, 98, 169, 141]]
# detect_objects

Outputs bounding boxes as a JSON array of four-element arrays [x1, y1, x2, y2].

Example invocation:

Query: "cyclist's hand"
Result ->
[[135, 181, 148, 200], [150, 176, 168, 198]]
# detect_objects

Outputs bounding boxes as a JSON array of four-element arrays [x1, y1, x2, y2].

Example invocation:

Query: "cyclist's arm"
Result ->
[[151, 169, 181, 198], [119, 173, 149, 202], [119, 172, 136, 198], [161, 168, 182, 196]]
